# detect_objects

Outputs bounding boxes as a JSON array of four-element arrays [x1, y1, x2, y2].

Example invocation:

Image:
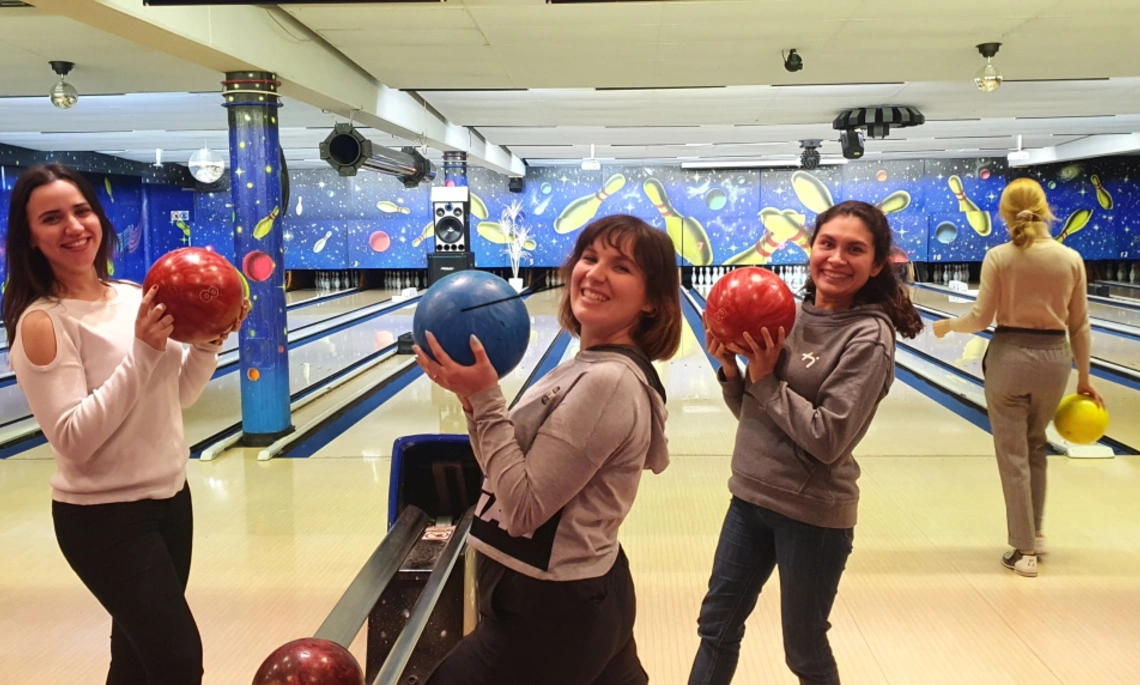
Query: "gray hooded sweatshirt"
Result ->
[[465, 346, 669, 581], [720, 301, 896, 529]]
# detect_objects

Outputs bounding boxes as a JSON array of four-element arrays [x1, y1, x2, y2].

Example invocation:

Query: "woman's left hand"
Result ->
[[932, 319, 952, 339], [208, 299, 251, 346], [729, 327, 785, 383], [414, 332, 500, 399]]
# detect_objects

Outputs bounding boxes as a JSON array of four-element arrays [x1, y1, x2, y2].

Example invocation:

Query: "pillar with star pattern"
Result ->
[[443, 151, 468, 187], [222, 71, 293, 444]]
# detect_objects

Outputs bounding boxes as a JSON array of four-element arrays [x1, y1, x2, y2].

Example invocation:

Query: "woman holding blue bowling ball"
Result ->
[[417, 215, 682, 685]]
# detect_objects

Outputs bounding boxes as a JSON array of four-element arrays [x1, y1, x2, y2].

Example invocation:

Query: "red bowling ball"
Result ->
[[142, 247, 244, 345], [704, 267, 796, 349], [252, 638, 365, 685]]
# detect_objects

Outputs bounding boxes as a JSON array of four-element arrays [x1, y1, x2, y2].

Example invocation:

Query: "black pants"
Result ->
[[689, 497, 853, 685], [52, 483, 203, 685], [427, 548, 647, 685]]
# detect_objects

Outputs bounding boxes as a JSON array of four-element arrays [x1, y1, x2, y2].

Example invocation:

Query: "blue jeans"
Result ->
[[689, 497, 853, 685]]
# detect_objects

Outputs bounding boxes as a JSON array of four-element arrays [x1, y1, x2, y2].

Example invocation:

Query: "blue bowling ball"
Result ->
[[413, 270, 530, 378]]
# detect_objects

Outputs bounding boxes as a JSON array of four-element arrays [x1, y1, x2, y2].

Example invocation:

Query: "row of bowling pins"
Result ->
[[692, 265, 810, 291], [316, 270, 358, 293], [1099, 262, 1140, 285], [543, 268, 565, 287], [383, 270, 426, 290], [930, 264, 970, 286]]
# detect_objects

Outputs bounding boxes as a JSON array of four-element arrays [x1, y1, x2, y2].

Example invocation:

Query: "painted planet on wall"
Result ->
[[541, 182, 552, 194], [935, 221, 959, 244], [242, 250, 276, 282], [876, 170, 888, 182], [705, 188, 727, 210], [369, 230, 392, 253], [979, 168, 991, 180]]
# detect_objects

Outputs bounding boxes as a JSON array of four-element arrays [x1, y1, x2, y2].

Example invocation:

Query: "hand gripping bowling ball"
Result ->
[[704, 266, 796, 349], [252, 638, 364, 685], [1053, 393, 1110, 445], [142, 248, 244, 345], [413, 270, 530, 378]]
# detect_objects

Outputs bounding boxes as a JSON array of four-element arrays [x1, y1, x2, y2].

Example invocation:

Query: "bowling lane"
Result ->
[[901, 310, 1140, 450], [9, 300, 421, 460], [921, 282, 1140, 329], [310, 290, 565, 459], [911, 286, 1140, 371], [216, 288, 399, 355], [1096, 280, 1140, 301]]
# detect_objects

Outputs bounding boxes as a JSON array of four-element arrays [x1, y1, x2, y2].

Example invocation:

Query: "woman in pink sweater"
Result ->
[[4, 163, 245, 684], [934, 177, 1103, 578]]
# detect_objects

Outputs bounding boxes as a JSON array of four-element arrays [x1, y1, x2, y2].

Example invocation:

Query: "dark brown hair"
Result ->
[[803, 200, 923, 339], [3, 163, 118, 342], [558, 214, 682, 361]]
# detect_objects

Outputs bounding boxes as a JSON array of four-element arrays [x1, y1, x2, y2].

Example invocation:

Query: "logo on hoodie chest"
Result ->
[[541, 386, 562, 406], [801, 351, 819, 368]]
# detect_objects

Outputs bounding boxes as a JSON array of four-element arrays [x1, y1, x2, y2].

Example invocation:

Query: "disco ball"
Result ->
[[189, 147, 225, 184]]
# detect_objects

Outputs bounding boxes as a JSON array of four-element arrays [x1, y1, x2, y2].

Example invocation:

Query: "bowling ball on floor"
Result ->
[[142, 247, 244, 345], [705, 266, 796, 349], [413, 270, 530, 378], [252, 637, 364, 685], [1053, 393, 1110, 445]]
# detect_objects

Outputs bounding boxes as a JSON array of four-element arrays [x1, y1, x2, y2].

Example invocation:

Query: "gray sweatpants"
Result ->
[[982, 330, 1072, 552]]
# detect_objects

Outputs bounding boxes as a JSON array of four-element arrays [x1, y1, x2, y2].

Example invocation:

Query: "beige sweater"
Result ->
[[946, 239, 1091, 380], [11, 283, 220, 504]]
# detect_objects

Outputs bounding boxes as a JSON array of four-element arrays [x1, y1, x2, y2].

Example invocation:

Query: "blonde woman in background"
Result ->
[[933, 177, 1104, 578]]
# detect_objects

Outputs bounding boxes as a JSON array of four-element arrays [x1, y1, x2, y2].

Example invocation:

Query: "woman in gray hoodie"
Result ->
[[417, 214, 681, 685], [689, 201, 924, 685]]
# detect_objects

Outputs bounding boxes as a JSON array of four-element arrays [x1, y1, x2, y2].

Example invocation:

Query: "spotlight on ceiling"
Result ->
[[799, 140, 822, 169], [49, 61, 78, 110], [974, 42, 1003, 93], [783, 49, 803, 73]]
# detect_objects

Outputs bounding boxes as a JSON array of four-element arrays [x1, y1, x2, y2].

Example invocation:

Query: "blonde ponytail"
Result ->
[[1000, 178, 1055, 248]]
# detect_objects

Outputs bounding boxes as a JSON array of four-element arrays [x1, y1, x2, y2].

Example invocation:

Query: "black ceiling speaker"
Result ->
[[832, 105, 925, 139]]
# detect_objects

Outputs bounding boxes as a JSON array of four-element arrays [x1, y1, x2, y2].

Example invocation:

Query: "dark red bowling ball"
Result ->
[[142, 247, 244, 345], [252, 638, 364, 685], [705, 266, 796, 349]]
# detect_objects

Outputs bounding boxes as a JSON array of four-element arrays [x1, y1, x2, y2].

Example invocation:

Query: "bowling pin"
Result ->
[[947, 176, 992, 237], [295, 195, 304, 216], [1056, 209, 1092, 243], [1131, 263, 1139, 285], [642, 178, 714, 266], [1090, 175, 1114, 211], [876, 190, 911, 215], [1118, 263, 1127, 282], [554, 174, 626, 234], [376, 201, 411, 214], [412, 222, 434, 247], [313, 231, 332, 253], [790, 171, 835, 214]]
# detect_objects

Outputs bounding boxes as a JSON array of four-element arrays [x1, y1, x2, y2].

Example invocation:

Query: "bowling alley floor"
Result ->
[[3, 318, 1140, 684]]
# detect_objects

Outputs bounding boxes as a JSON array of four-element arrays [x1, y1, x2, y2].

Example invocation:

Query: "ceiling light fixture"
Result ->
[[48, 61, 78, 110], [974, 43, 1003, 93]]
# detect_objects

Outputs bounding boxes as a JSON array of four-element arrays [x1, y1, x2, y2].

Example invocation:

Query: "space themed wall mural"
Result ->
[[1, 151, 1138, 302], [190, 155, 1137, 274]]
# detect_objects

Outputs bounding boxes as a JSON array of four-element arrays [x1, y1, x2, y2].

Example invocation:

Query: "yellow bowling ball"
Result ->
[[1053, 393, 1110, 445]]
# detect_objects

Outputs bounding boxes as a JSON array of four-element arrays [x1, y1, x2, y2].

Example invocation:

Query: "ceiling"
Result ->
[[2, 0, 1140, 170]]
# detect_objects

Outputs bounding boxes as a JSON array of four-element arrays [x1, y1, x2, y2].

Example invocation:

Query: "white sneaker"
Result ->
[[1002, 550, 1038, 577], [1035, 535, 1047, 556]]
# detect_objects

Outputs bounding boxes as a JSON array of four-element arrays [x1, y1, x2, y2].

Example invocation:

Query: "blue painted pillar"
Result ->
[[443, 151, 468, 187], [222, 71, 292, 445]]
